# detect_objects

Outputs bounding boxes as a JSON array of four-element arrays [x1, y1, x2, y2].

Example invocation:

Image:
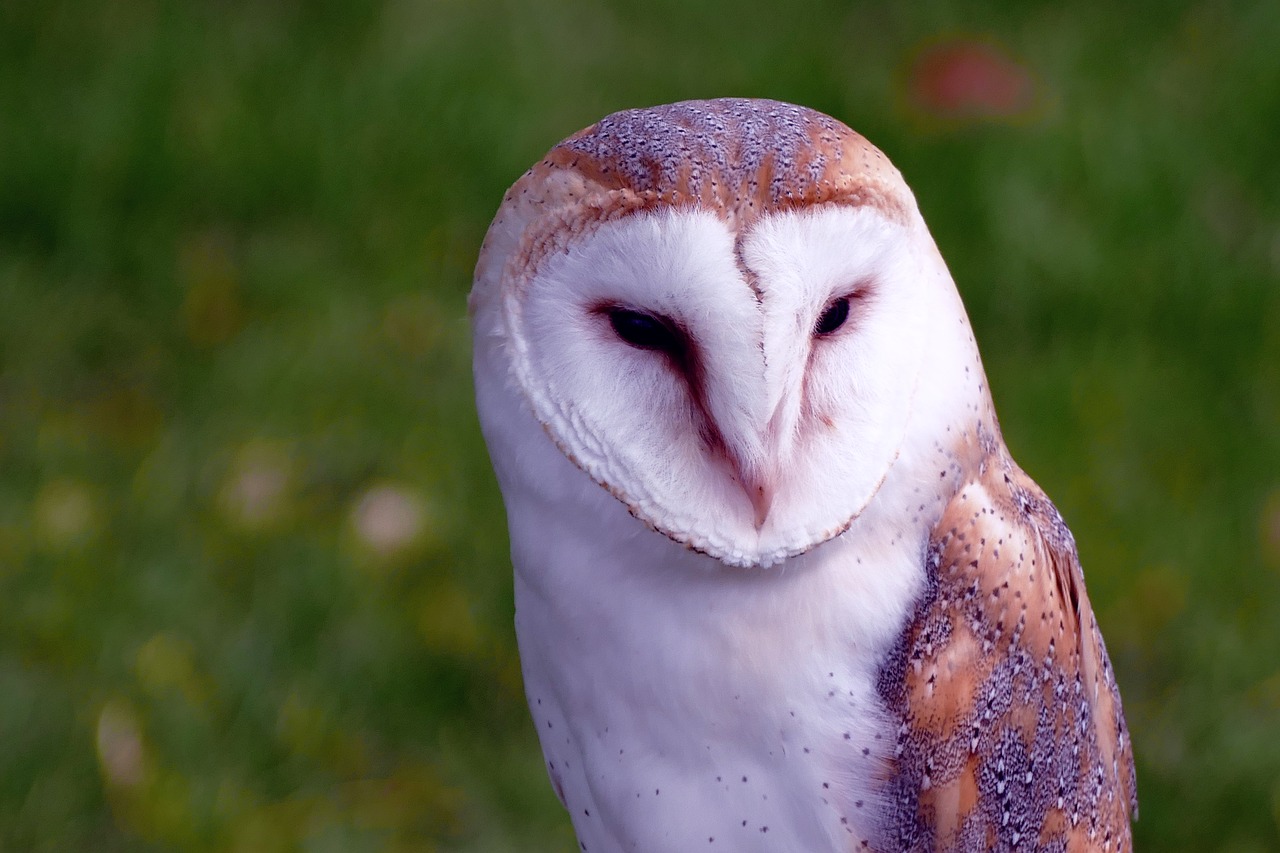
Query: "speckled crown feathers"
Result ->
[[473, 98, 917, 298]]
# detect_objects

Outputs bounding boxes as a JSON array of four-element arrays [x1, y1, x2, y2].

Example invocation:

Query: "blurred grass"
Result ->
[[1, 0, 1278, 850]]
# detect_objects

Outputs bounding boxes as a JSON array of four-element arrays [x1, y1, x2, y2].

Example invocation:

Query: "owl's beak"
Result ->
[[747, 477, 775, 530], [724, 452, 775, 531]]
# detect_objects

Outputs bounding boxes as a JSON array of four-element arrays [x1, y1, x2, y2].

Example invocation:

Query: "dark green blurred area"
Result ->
[[2, 0, 1278, 849]]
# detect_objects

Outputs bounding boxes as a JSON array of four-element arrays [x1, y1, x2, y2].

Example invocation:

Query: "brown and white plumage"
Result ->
[[879, 424, 1137, 850], [471, 98, 1136, 851]]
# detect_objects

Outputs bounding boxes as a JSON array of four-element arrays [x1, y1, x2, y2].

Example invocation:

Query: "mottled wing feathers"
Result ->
[[877, 451, 1137, 852]]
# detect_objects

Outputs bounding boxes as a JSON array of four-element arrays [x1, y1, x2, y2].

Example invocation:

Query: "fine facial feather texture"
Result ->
[[470, 98, 1136, 852], [498, 203, 932, 566]]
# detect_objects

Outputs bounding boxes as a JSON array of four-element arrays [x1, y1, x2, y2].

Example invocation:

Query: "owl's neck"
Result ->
[[503, 411, 996, 851]]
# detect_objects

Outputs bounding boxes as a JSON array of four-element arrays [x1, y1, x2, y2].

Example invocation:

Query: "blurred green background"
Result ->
[[2, 0, 1278, 850]]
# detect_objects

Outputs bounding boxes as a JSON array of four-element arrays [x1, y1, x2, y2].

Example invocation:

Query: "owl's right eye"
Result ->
[[605, 307, 684, 355]]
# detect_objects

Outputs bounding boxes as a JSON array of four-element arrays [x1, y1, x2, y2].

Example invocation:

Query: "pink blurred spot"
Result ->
[[352, 485, 428, 557], [908, 39, 1037, 120], [97, 701, 147, 789]]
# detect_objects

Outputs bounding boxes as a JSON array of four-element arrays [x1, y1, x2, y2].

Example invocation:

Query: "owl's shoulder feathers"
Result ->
[[875, 442, 1137, 851]]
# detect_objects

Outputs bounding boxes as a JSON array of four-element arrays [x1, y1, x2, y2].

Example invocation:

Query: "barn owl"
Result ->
[[470, 98, 1136, 851]]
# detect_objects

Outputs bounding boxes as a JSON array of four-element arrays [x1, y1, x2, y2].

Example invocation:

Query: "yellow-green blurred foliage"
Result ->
[[1, 0, 1277, 849]]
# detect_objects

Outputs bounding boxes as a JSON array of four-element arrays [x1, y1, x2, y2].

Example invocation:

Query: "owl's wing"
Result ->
[[876, 452, 1137, 852]]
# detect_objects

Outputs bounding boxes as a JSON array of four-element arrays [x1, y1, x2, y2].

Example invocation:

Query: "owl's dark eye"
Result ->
[[814, 297, 850, 336], [606, 307, 684, 354]]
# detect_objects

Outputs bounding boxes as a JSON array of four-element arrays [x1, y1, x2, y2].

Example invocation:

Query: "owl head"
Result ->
[[471, 99, 992, 567]]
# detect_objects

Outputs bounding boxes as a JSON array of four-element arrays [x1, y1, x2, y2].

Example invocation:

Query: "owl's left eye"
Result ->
[[814, 297, 850, 336], [605, 307, 685, 355]]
